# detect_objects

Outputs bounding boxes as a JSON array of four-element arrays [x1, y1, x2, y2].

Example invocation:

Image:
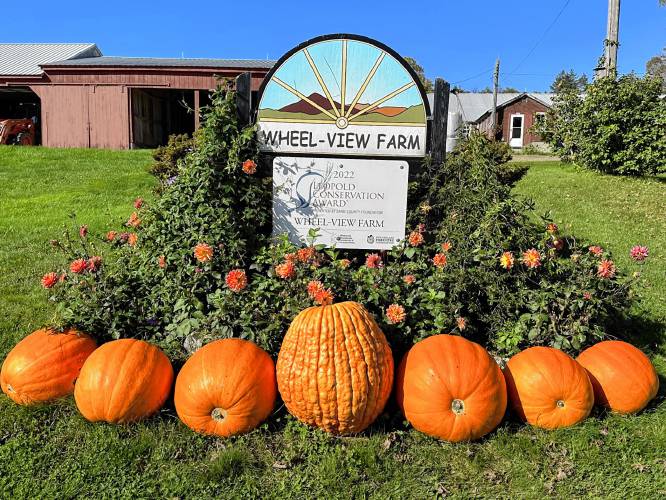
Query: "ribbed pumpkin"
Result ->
[[1, 328, 97, 405], [174, 338, 277, 437], [277, 301, 394, 435], [396, 335, 507, 442], [74, 339, 173, 423], [577, 340, 659, 414], [504, 347, 593, 429]]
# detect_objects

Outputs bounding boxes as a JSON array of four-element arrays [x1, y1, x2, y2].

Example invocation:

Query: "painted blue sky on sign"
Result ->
[[259, 39, 423, 111]]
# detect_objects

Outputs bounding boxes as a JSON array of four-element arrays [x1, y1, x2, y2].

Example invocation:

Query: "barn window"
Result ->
[[534, 112, 546, 125]]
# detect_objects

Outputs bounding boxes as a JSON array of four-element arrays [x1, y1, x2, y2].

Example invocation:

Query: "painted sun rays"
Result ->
[[267, 39, 418, 129]]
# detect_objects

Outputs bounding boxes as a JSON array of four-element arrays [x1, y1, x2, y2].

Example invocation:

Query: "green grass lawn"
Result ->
[[0, 148, 664, 498]]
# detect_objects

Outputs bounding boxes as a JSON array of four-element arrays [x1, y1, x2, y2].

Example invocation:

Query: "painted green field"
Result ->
[[0, 148, 664, 498]]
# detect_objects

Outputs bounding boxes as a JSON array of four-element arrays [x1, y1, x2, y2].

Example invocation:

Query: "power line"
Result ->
[[507, 0, 572, 75], [451, 67, 493, 84]]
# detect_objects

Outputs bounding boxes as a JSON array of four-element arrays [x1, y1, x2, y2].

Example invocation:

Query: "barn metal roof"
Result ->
[[43, 56, 276, 70], [428, 92, 554, 123], [0, 43, 101, 75]]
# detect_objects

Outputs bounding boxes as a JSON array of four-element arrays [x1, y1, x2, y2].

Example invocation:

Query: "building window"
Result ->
[[511, 116, 523, 139], [534, 112, 546, 125]]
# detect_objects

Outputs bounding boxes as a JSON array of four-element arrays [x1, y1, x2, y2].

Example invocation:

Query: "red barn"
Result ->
[[430, 92, 554, 149], [0, 43, 274, 148]]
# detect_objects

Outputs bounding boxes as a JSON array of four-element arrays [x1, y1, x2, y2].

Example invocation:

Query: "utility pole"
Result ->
[[597, 0, 620, 78], [490, 58, 500, 139]]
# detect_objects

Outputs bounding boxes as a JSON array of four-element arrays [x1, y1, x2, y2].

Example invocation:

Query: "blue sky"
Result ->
[[4, 0, 665, 91]]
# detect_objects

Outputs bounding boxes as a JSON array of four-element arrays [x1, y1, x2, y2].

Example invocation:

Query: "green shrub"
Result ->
[[537, 73, 666, 175], [43, 87, 638, 360], [149, 134, 195, 185], [573, 75, 666, 176]]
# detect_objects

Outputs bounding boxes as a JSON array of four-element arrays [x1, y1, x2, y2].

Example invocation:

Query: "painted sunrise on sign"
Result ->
[[257, 38, 427, 157]]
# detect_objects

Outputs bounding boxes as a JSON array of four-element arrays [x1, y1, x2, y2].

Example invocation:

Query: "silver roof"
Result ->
[[428, 92, 554, 123], [0, 43, 101, 75], [43, 56, 275, 69]]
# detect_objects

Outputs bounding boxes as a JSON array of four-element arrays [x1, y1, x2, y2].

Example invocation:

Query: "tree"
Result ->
[[550, 70, 588, 93], [532, 82, 581, 161], [404, 56, 433, 92], [572, 74, 666, 175], [538, 73, 666, 175], [646, 47, 666, 91]]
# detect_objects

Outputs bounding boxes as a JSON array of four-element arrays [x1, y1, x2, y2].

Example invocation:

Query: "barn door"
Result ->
[[509, 113, 524, 148], [88, 86, 129, 149]]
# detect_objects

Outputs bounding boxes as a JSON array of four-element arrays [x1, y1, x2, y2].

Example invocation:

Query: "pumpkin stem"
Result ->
[[451, 399, 465, 415], [211, 407, 228, 421], [556, 400, 565, 408]]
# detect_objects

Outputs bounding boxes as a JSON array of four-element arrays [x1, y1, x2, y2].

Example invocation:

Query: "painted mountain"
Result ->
[[259, 92, 425, 124]]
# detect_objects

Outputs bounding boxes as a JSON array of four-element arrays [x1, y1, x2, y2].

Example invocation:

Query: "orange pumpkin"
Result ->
[[174, 338, 276, 437], [1, 328, 97, 405], [277, 301, 394, 435], [74, 339, 173, 423], [396, 335, 507, 442], [577, 340, 659, 414], [504, 347, 593, 429]]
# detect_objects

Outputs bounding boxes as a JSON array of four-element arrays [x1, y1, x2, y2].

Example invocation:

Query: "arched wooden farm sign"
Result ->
[[257, 34, 431, 250]]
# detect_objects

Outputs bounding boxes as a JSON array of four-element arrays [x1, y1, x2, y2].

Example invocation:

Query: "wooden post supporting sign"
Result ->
[[430, 77, 450, 165]]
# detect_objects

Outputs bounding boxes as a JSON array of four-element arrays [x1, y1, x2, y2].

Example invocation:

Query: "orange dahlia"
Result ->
[[386, 304, 406, 324], [499, 251, 515, 270], [106, 231, 118, 242], [597, 259, 616, 279], [70, 259, 87, 274], [546, 223, 558, 234], [306, 280, 325, 298], [403, 274, 416, 285], [441, 241, 452, 252], [297, 246, 316, 263], [408, 231, 424, 247], [158, 255, 166, 268], [41, 272, 58, 289], [194, 243, 214, 263], [242, 159, 257, 175], [87, 256, 102, 272], [521, 248, 541, 269], [275, 261, 296, 279], [127, 212, 141, 228], [588, 245, 603, 257], [365, 253, 383, 269], [134, 197, 144, 209], [456, 316, 467, 331], [284, 252, 298, 263], [313, 287, 334, 305], [225, 269, 247, 292], [338, 258, 351, 268], [127, 233, 138, 246], [433, 253, 448, 268]]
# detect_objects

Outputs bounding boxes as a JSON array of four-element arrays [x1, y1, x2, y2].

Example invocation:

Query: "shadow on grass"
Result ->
[[607, 310, 666, 354]]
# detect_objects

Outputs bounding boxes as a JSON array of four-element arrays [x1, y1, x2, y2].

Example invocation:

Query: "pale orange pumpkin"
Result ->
[[74, 339, 173, 423], [0, 328, 97, 405], [504, 346, 593, 429], [277, 301, 394, 435], [174, 338, 276, 437], [577, 340, 658, 414], [396, 335, 507, 442]]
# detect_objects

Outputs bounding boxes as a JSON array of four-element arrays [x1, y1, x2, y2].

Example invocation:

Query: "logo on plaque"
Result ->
[[257, 35, 428, 157], [257, 34, 430, 249]]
